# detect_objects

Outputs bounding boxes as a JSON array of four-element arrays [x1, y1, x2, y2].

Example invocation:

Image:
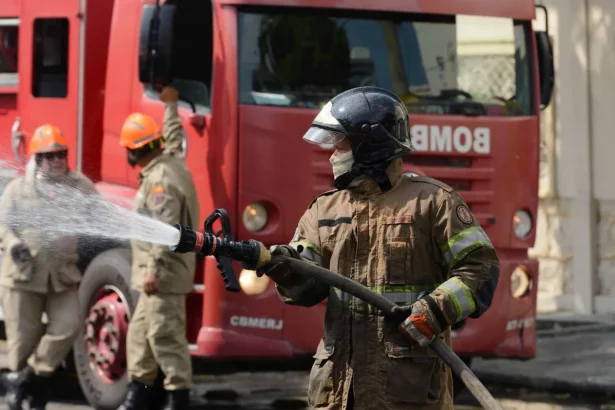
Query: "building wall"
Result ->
[[532, 0, 615, 315], [590, 0, 615, 312]]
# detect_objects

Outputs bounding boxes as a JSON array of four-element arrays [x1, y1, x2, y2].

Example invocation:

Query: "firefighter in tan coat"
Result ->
[[0, 124, 97, 410], [118, 86, 199, 410], [257, 87, 500, 410]]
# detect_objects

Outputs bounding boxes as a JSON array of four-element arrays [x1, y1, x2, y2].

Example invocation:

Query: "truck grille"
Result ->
[[403, 155, 495, 226], [310, 150, 494, 226]]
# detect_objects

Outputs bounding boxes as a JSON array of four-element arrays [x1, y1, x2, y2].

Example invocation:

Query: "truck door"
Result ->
[[17, 0, 82, 171], [0, 17, 21, 182]]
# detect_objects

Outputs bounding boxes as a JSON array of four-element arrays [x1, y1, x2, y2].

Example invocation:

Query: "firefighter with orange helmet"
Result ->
[[118, 86, 199, 410], [0, 124, 97, 410]]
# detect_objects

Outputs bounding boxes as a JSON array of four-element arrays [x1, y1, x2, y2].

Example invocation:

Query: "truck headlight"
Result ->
[[513, 210, 532, 239], [239, 269, 270, 296], [242, 202, 268, 232], [510, 265, 532, 298]]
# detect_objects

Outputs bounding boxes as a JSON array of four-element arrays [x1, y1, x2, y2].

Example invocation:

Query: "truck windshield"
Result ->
[[238, 8, 533, 116]]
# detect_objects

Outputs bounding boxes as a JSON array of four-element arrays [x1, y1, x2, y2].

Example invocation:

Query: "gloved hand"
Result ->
[[143, 274, 160, 296], [160, 86, 179, 103], [11, 243, 32, 264], [255, 245, 301, 280], [398, 299, 442, 348], [10, 243, 34, 282]]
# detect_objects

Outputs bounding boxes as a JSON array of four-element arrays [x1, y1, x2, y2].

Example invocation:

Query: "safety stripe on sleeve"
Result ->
[[289, 240, 323, 266], [290, 240, 323, 256], [441, 227, 493, 268], [436, 277, 477, 322]]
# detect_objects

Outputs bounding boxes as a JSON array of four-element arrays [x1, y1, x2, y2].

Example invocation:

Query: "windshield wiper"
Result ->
[[438, 88, 474, 101]]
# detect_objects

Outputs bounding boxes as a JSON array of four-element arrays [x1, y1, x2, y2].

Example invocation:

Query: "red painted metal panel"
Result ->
[[0, 0, 21, 17], [219, 0, 536, 20], [17, 0, 81, 171]]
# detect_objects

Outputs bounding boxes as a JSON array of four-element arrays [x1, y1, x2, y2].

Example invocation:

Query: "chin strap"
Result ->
[[333, 161, 393, 191]]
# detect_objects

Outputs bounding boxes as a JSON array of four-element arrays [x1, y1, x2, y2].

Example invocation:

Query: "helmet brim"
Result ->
[[302, 126, 346, 146], [120, 132, 162, 150], [31, 144, 68, 155]]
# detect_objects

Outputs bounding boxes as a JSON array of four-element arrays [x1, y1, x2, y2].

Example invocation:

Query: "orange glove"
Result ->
[[399, 299, 442, 347]]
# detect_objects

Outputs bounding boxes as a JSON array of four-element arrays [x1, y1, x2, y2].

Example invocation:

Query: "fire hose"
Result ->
[[170, 209, 502, 410]]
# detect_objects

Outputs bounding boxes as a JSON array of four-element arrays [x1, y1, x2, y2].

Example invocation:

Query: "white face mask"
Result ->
[[329, 150, 354, 180]]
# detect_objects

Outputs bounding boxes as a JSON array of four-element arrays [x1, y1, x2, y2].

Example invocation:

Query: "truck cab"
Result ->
[[0, 0, 554, 408]]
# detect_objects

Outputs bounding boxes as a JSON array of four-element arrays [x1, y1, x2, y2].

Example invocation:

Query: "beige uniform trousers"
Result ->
[[126, 293, 192, 390], [0, 287, 80, 376]]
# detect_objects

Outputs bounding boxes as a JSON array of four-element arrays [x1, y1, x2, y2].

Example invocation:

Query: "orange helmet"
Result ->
[[120, 113, 162, 150], [29, 124, 69, 155]]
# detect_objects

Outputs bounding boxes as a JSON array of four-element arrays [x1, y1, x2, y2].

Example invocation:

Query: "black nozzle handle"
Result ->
[[204, 209, 234, 240], [216, 256, 241, 292]]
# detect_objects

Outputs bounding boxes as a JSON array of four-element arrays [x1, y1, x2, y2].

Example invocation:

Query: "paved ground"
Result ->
[[0, 370, 611, 409], [0, 315, 614, 409], [472, 323, 615, 397], [0, 391, 609, 409]]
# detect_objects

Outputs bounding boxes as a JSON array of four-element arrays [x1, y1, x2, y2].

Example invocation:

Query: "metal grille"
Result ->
[[458, 55, 516, 99]]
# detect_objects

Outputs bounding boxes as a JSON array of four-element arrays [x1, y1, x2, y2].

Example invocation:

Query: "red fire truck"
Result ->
[[0, 0, 553, 408]]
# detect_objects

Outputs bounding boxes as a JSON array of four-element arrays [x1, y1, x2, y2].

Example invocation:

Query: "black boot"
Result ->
[[2, 371, 26, 410], [118, 380, 151, 410], [27, 374, 50, 410], [163, 389, 190, 410], [2, 366, 35, 410]]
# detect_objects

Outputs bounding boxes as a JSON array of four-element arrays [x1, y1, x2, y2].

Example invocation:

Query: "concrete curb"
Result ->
[[473, 368, 615, 398], [471, 327, 615, 399], [536, 323, 615, 338]]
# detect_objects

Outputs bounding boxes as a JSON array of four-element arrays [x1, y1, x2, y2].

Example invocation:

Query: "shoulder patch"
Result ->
[[456, 205, 474, 225], [149, 185, 165, 195], [148, 185, 166, 206], [308, 189, 340, 209], [410, 175, 454, 193]]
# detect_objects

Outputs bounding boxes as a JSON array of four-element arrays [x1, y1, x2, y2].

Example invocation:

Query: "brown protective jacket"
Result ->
[[131, 102, 200, 294], [0, 170, 98, 294], [275, 158, 500, 410]]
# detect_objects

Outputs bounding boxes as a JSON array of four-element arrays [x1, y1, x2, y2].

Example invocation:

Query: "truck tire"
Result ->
[[452, 356, 473, 399], [73, 248, 139, 410]]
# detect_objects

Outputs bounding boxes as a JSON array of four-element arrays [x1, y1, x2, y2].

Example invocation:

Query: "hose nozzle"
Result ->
[[170, 221, 271, 270], [168, 209, 272, 293], [169, 224, 204, 254]]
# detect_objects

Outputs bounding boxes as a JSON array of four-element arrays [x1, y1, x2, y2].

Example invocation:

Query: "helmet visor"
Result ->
[[302, 127, 346, 145]]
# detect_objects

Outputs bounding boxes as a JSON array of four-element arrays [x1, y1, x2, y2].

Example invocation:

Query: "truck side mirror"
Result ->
[[138, 4, 176, 87], [534, 5, 554, 110], [535, 32, 554, 109]]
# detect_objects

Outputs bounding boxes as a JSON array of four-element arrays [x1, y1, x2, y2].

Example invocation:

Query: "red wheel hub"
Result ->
[[85, 287, 129, 383]]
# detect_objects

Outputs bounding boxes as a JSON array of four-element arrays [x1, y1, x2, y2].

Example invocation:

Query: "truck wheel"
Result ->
[[452, 356, 473, 399], [73, 248, 138, 410]]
